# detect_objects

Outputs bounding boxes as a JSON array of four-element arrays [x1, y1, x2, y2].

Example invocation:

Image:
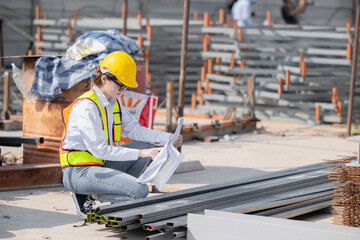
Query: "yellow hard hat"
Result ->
[[99, 51, 138, 88]]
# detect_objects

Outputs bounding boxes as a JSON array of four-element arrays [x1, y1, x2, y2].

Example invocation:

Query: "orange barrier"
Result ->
[[278, 78, 283, 94], [137, 10, 142, 24], [267, 11, 271, 28], [219, 9, 224, 24], [315, 105, 321, 121]]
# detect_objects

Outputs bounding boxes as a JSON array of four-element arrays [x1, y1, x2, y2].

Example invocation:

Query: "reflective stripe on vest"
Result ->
[[59, 148, 104, 167], [59, 89, 122, 168], [113, 98, 122, 143]]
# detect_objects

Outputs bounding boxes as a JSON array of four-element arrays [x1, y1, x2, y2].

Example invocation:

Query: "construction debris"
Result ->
[[195, 136, 219, 142], [326, 156, 360, 227], [0, 152, 22, 165], [181, 118, 257, 141]]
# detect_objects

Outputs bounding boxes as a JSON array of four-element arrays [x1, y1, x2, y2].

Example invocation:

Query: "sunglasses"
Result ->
[[106, 75, 128, 91]]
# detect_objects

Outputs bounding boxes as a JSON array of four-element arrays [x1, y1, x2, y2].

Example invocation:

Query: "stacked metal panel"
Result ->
[[146, 20, 203, 105], [33, 16, 148, 56], [86, 162, 334, 239], [2, 0, 353, 66], [193, 24, 360, 124], [32, 13, 205, 106], [27, 4, 359, 124], [327, 156, 360, 228]]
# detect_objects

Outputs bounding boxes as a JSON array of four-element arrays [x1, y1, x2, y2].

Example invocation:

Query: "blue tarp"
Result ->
[[29, 29, 141, 101]]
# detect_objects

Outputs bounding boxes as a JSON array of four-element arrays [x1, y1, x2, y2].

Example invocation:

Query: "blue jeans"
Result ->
[[62, 141, 151, 203]]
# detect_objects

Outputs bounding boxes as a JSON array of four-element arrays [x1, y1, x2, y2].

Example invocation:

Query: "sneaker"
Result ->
[[70, 192, 95, 219]]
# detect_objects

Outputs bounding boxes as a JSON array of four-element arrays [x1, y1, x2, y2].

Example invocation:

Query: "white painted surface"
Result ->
[[187, 210, 360, 240]]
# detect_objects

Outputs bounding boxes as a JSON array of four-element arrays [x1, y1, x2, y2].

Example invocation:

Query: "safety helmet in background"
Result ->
[[99, 51, 138, 88]]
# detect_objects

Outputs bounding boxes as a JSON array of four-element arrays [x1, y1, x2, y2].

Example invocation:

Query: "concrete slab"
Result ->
[[0, 120, 357, 239]]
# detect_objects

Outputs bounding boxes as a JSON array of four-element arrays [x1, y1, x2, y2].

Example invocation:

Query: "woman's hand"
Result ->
[[139, 147, 162, 160], [173, 135, 183, 148]]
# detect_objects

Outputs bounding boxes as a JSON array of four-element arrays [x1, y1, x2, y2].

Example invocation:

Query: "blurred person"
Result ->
[[231, 0, 257, 27], [281, 0, 313, 24]]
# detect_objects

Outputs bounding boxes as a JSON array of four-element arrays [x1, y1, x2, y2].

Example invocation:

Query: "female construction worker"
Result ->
[[60, 51, 183, 219]]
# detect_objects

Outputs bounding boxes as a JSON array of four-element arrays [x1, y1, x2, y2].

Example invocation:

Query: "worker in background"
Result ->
[[281, 0, 313, 24], [59, 51, 183, 219], [231, 0, 257, 27]]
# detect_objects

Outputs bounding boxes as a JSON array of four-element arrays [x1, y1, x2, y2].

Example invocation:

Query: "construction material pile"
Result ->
[[33, 7, 149, 56], [87, 162, 334, 239], [327, 156, 360, 227], [32, 7, 152, 88], [146, 19, 203, 105], [193, 19, 359, 124], [32, 7, 203, 105], [31, 5, 360, 124]]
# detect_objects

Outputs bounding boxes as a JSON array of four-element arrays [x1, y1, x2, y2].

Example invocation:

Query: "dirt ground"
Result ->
[[0, 118, 358, 239]]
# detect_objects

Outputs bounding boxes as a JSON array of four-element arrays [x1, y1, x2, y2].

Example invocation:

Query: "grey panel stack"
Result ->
[[1, 0, 354, 66], [32, 15, 204, 106], [33, 17, 147, 56], [1, 0, 355, 115], [193, 25, 360, 124], [146, 20, 203, 105], [86, 162, 336, 239]]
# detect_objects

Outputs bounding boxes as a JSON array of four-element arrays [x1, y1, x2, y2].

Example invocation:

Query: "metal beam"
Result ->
[[122, 0, 128, 35], [202, 27, 350, 40], [105, 170, 329, 224], [0, 136, 44, 147], [94, 162, 329, 215], [177, 0, 190, 119], [0, 163, 62, 190], [347, 0, 360, 136]]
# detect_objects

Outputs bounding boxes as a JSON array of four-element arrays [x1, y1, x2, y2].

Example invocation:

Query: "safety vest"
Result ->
[[59, 89, 122, 168]]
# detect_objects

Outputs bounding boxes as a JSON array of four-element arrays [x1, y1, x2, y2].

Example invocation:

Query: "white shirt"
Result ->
[[62, 85, 171, 161], [231, 0, 257, 27]]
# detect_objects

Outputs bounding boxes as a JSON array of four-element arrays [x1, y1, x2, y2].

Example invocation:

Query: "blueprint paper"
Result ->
[[136, 117, 184, 190], [170, 117, 183, 145], [152, 143, 185, 190]]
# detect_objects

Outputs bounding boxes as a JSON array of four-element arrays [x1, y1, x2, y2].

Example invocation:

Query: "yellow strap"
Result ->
[[60, 90, 123, 167], [113, 99, 122, 143], [77, 90, 110, 145], [60, 150, 104, 167]]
